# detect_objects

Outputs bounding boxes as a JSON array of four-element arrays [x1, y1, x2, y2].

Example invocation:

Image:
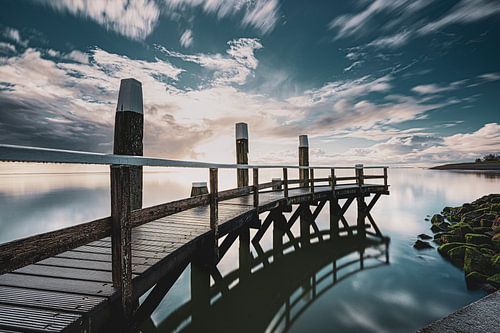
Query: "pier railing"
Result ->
[[0, 143, 388, 275]]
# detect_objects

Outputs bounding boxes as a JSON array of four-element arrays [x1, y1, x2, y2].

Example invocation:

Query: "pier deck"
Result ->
[[0, 183, 387, 332]]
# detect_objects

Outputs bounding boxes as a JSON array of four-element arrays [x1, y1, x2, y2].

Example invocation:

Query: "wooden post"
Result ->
[[355, 164, 364, 187], [113, 78, 144, 211], [253, 168, 259, 207], [330, 168, 336, 189], [191, 262, 210, 330], [309, 168, 315, 194], [272, 178, 282, 191], [191, 182, 208, 197], [384, 167, 388, 187], [236, 123, 249, 188], [110, 165, 133, 318], [355, 164, 366, 239], [209, 169, 218, 230], [209, 168, 219, 264], [283, 168, 288, 198], [299, 135, 309, 188], [239, 227, 251, 284]]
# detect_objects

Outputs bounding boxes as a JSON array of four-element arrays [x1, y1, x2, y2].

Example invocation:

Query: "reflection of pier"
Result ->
[[154, 231, 389, 333]]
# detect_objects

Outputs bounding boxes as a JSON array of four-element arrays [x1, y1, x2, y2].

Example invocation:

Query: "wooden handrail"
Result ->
[[0, 164, 389, 275]]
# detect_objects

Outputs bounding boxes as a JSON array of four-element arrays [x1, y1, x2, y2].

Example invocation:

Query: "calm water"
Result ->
[[0, 168, 499, 332]]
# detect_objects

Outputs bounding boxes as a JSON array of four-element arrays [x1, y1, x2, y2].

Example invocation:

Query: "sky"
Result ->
[[0, 0, 499, 167]]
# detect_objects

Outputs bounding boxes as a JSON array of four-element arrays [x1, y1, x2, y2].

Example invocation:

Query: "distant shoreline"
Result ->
[[430, 162, 500, 171]]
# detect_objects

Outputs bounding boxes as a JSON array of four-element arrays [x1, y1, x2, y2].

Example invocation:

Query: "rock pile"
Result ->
[[429, 194, 500, 291]]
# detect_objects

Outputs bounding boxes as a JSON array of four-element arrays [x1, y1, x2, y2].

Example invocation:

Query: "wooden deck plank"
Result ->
[[0, 274, 116, 297], [0, 304, 82, 333], [0, 286, 106, 314]]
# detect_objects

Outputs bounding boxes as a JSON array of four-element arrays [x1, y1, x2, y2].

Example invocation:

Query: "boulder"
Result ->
[[447, 245, 469, 265], [440, 233, 462, 244], [413, 240, 433, 250], [492, 217, 500, 233], [464, 233, 491, 246], [492, 233, 500, 250], [491, 254, 500, 273], [463, 247, 493, 275], [472, 226, 492, 234], [491, 203, 500, 213], [480, 219, 493, 228], [418, 233, 432, 240], [431, 224, 442, 233], [465, 271, 488, 290], [437, 242, 464, 257], [431, 214, 444, 224], [486, 273, 500, 288]]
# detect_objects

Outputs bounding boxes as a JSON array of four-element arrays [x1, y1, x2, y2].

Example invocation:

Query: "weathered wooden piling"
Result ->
[[272, 178, 282, 190], [356, 164, 366, 239], [191, 182, 208, 197], [236, 123, 249, 188], [111, 78, 143, 318], [113, 78, 144, 210], [298, 135, 309, 188]]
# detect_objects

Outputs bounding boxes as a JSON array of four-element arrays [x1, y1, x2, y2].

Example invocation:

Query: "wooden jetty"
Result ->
[[0, 78, 390, 332]]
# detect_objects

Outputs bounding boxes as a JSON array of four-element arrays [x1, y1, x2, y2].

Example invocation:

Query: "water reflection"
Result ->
[[0, 167, 496, 331], [143, 233, 388, 333]]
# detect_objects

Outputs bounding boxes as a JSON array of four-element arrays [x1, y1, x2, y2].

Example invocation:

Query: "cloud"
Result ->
[[179, 29, 193, 48], [478, 72, 500, 82], [34, 0, 160, 40], [164, 0, 280, 34], [0, 42, 16, 54], [368, 31, 411, 48], [344, 60, 363, 72], [412, 84, 454, 95], [2, 27, 28, 47], [418, 0, 500, 35], [158, 38, 263, 85], [330, 0, 500, 49]]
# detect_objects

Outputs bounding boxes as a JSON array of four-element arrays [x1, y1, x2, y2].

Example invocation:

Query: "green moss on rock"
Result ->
[[465, 233, 491, 246], [465, 271, 488, 289], [486, 274, 500, 288], [463, 247, 493, 275]]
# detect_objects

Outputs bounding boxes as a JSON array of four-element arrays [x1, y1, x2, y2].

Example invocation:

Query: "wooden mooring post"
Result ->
[[298, 135, 309, 188], [113, 78, 144, 210], [111, 78, 144, 319], [356, 164, 366, 240], [236, 122, 249, 188]]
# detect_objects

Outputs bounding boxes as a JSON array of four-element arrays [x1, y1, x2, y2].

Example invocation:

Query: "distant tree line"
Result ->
[[475, 154, 500, 163]]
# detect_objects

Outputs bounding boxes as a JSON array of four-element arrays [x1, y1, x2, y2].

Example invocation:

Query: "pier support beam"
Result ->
[[113, 78, 144, 210], [236, 123, 249, 188], [298, 135, 309, 188]]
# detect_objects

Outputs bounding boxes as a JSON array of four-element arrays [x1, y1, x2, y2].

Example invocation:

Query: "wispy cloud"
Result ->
[[2, 27, 28, 47], [330, 0, 500, 49], [34, 0, 160, 40], [179, 29, 193, 48], [158, 38, 263, 85], [164, 0, 280, 34], [417, 0, 500, 35]]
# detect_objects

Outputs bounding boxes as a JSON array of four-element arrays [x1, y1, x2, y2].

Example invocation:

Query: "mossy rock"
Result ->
[[431, 214, 444, 224], [492, 233, 500, 250], [491, 255, 500, 273], [493, 218, 500, 233], [479, 247, 495, 256], [464, 247, 493, 275], [440, 233, 462, 244], [472, 226, 492, 234], [465, 233, 491, 246], [486, 273, 500, 288], [438, 242, 465, 256], [490, 203, 500, 213], [480, 219, 493, 228], [447, 245, 469, 265], [465, 271, 488, 289]]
